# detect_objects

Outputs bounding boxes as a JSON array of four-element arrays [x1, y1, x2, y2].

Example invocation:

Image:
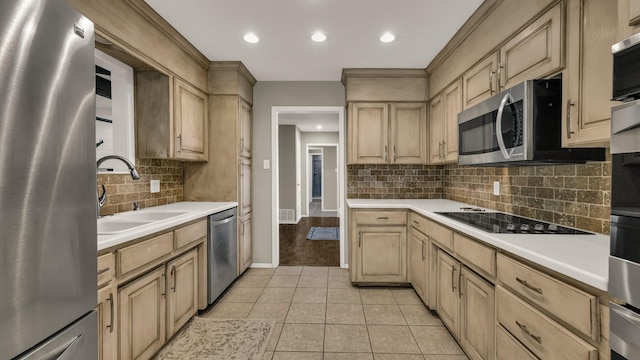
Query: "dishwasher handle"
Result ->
[[212, 216, 235, 226]]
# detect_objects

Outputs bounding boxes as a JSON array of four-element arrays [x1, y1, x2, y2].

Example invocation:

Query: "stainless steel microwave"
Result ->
[[457, 79, 605, 166], [613, 32, 640, 102]]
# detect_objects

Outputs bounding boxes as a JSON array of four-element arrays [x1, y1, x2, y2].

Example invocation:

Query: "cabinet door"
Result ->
[[240, 100, 252, 158], [97, 285, 117, 360], [119, 266, 166, 360], [499, 3, 563, 90], [443, 80, 462, 163], [239, 158, 252, 216], [428, 94, 444, 164], [174, 78, 208, 161], [460, 267, 495, 360], [410, 230, 427, 303], [436, 249, 460, 338], [630, 0, 640, 25], [348, 103, 389, 164], [390, 103, 427, 164], [563, 0, 617, 147], [239, 213, 253, 275], [356, 225, 407, 282], [167, 250, 198, 338], [463, 52, 499, 109]]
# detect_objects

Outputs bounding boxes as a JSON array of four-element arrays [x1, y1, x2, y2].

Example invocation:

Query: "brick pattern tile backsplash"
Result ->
[[97, 158, 183, 215], [347, 164, 444, 199], [347, 157, 612, 234], [443, 159, 612, 234]]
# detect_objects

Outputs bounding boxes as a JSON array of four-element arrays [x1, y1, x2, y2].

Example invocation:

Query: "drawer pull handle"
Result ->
[[413, 220, 420, 225], [451, 266, 457, 292], [516, 277, 543, 295], [516, 320, 542, 344], [97, 267, 110, 275], [377, 217, 389, 220], [106, 292, 114, 333]]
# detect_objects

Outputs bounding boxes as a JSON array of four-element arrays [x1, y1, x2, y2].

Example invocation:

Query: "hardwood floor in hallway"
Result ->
[[280, 217, 340, 266]]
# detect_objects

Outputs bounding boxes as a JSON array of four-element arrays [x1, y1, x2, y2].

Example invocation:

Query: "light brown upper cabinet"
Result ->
[[173, 78, 208, 161], [563, 0, 618, 147], [463, 2, 564, 109], [136, 71, 208, 161], [240, 100, 252, 158], [348, 102, 427, 164], [429, 80, 462, 164]]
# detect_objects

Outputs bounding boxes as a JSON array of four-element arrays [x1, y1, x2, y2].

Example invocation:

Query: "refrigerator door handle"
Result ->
[[55, 334, 84, 360]]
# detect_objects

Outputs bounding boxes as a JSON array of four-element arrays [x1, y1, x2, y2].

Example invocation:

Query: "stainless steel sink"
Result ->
[[97, 220, 150, 234]]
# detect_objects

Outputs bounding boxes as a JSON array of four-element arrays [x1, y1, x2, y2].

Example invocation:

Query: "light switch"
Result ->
[[493, 181, 500, 196], [150, 180, 160, 193], [263, 159, 270, 170]]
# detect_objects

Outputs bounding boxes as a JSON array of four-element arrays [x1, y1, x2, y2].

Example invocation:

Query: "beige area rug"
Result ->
[[154, 317, 275, 360]]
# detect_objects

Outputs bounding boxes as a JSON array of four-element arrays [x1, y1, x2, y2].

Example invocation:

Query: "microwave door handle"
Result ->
[[496, 93, 514, 160]]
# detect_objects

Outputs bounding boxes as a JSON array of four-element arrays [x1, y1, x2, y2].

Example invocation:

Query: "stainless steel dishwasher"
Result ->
[[208, 207, 238, 304]]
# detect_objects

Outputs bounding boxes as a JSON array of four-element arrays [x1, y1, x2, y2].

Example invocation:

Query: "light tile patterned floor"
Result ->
[[204, 266, 469, 360]]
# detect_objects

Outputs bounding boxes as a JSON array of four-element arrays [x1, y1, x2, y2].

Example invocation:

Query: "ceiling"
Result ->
[[278, 112, 339, 132], [144, 0, 484, 81]]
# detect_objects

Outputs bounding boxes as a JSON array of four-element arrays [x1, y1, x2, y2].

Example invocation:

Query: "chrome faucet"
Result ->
[[96, 155, 141, 218]]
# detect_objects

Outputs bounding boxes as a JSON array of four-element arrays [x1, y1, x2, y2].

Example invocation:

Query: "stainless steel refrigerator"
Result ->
[[0, 0, 98, 358]]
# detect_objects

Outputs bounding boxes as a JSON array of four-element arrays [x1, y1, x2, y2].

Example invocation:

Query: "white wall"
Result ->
[[323, 145, 338, 210], [278, 125, 296, 211], [252, 81, 345, 264]]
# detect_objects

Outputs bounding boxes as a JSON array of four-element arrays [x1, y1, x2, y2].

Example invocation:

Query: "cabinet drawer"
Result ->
[[175, 220, 207, 249], [497, 286, 597, 360], [117, 232, 173, 277], [496, 324, 537, 360], [97, 253, 115, 288], [454, 233, 495, 277], [428, 220, 453, 249], [410, 212, 428, 234], [497, 254, 598, 340], [355, 211, 407, 225]]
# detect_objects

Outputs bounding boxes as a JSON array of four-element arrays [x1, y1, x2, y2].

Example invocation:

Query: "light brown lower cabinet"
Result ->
[[355, 225, 408, 283], [436, 249, 460, 335], [166, 250, 198, 338], [239, 213, 253, 275], [119, 266, 167, 360], [409, 228, 428, 303], [435, 248, 495, 360], [118, 249, 199, 360], [97, 285, 117, 360], [459, 267, 495, 360], [496, 286, 597, 360]]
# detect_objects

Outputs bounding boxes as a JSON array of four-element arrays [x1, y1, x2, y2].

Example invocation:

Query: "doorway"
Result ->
[[312, 154, 322, 199], [272, 106, 346, 268]]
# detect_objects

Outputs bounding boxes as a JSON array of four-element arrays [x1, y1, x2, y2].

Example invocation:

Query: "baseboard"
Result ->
[[249, 263, 275, 268], [278, 220, 298, 225]]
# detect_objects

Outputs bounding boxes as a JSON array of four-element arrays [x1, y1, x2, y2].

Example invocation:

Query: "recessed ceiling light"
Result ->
[[311, 31, 327, 42], [316, 125, 323, 130], [380, 32, 396, 43], [243, 33, 259, 43]]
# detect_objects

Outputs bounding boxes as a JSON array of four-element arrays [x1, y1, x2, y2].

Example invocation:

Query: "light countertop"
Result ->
[[97, 201, 237, 251], [347, 199, 609, 291]]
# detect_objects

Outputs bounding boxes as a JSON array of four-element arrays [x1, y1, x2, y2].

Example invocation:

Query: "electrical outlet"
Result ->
[[150, 180, 160, 193], [493, 181, 500, 196]]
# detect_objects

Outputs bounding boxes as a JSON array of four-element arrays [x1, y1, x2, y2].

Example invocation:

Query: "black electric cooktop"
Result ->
[[435, 211, 593, 235]]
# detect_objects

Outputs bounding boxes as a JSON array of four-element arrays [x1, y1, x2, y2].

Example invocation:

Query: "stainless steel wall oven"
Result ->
[[609, 51, 640, 357]]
